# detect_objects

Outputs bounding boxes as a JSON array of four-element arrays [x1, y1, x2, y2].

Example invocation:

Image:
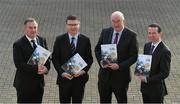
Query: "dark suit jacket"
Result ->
[[95, 27, 138, 88], [52, 33, 93, 85], [141, 41, 171, 97], [13, 35, 50, 89]]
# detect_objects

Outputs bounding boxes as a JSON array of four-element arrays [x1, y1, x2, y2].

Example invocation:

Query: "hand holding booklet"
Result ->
[[61, 53, 87, 75], [27, 45, 51, 65], [135, 54, 152, 77], [100, 44, 117, 67]]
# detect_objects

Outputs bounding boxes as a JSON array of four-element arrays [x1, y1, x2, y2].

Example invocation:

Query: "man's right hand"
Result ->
[[100, 60, 109, 68], [62, 72, 73, 80]]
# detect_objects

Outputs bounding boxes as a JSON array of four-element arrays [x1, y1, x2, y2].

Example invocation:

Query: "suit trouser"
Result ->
[[58, 82, 85, 103], [142, 93, 164, 103], [16, 86, 44, 103], [98, 81, 129, 103]]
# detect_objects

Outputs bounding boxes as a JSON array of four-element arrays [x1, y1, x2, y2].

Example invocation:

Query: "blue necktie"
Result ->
[[71, 37, 75, 53], [113, 33, 119, 44], [149, 45, 155, 54], [31, 40, 37, 50]]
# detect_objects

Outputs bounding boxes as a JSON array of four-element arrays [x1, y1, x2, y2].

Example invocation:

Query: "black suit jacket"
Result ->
[[141, 41, 171, 97], [52, 33, 93, 85], [13, 35, 50, 89], [95, 27, 138, 88]]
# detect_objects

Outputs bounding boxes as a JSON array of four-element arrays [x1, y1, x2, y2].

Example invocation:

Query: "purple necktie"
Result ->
[[113, 33, 119, 44]]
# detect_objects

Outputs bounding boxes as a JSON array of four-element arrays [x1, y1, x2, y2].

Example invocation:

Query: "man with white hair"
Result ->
[[95, 11, 138, 103]]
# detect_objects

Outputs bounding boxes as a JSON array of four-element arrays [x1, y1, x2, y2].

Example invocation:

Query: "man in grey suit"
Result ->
[[138, 23, 171, 103], [95, 11, 138, 103]]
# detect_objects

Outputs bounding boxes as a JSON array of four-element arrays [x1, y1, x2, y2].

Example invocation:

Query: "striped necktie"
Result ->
[[149, 45, 155, 54], [71, 37, 75, 53]]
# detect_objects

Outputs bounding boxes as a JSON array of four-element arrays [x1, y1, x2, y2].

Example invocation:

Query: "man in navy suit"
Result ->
[[95, 11, 138, 103], [13, 18, 50, 103], [138, 23, 171, 103], [52, 15, 93, 103]]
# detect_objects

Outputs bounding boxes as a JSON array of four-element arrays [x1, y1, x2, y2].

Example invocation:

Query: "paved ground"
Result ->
[[0, 0, 180, 103]]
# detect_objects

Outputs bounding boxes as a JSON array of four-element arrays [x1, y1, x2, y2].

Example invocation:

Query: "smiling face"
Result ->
[[147, 27, 162, 43], [24, 21, 38, 39]]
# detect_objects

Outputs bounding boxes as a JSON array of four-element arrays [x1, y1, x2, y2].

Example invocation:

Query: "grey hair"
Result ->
[[111, 11, 125, 20]]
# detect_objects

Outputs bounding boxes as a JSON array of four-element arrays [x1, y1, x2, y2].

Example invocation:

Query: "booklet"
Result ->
[[27, 45, 51, 65], [61, 53, 87, 75], [100, 44, 117, 67], [135, 54, 152, 77]]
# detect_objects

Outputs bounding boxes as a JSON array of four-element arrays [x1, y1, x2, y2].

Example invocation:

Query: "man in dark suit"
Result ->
[[13, 18, 51, 103], [52, 15, 93, 103], [95, 11, 138, 103], [138, 23, 171, 103]]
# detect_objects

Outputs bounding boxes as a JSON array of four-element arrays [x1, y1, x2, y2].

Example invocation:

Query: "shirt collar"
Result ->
[[151, 40, 161, 48], [68, 32, 79, 40], [151, 40, 162, 53], [25, 35, 37, 42], [113, 27, 124, 35]]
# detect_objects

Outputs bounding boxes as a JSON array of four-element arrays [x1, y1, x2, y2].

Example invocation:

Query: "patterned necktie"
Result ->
[[31, 40, 37, 49], [71, 37, 75, 53], [149, 45, 155, 54], [113, 33, 119, 44]]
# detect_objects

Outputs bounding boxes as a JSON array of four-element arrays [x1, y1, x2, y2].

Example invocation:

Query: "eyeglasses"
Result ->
[[67, 24, 79, 26]]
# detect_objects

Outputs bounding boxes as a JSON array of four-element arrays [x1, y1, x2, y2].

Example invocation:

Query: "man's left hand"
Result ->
[[38, 65, 48, 75], [73, 70, 86, 77], [108, 63, 119, 70]]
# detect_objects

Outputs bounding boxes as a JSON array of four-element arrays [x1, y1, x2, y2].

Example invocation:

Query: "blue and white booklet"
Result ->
[[61, 53, 87, 75], [135, 54, 152, 77], [27, 45, 51, 65], [101, 44, 117, 67]]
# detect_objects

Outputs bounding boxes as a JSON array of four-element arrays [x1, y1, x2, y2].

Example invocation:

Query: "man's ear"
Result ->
[[160, 32, 164, 37]]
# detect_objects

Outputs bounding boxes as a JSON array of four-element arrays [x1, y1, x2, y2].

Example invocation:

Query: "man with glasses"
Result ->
[[52, 15, 93, 103]]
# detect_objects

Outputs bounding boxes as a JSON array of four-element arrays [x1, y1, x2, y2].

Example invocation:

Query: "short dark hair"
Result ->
[[66, 15, 79, 23], [148, 23, 162, 33], [24, 18, 37, 25]]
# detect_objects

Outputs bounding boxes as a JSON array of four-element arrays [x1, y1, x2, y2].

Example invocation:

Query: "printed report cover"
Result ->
[[101, 44, 117, 67], [135, 54, 152, 77], [61, 53, 87, 75], [27, 45, 51, 65]]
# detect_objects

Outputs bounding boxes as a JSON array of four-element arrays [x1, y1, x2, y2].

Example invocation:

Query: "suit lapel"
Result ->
[[36, 36, 41, 46], [152, 42, 163, 55], [76, 35, 81, 52], [21, 36, 35, 57], [64, 33, 73, 53], [144, 42, 151, 54], [151, 42, 163, 59], [107, 27, 114, 44], [117, 28, 126, 45], [116, 28, 127, 51], [22, 36, 34, 51]]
